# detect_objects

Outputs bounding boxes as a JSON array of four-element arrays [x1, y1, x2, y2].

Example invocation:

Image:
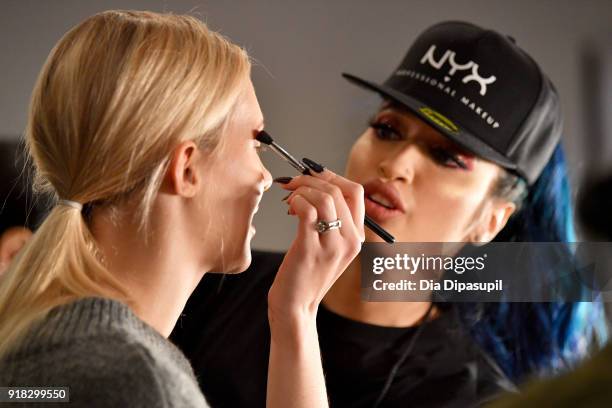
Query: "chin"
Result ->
[[234, 248, 253, 273], [223, 240, 253, 274]]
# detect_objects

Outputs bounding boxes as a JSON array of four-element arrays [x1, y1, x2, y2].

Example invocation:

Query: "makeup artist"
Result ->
[[171, 21, 605, 407], [0, 10, 365, 407]]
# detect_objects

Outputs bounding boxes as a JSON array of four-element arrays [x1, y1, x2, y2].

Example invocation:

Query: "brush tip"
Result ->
[[255, 130, 274, 145]]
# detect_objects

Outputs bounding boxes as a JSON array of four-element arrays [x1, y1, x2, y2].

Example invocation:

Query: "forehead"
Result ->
[[240, 79, 264, 123], [211, 79, 263, 155]]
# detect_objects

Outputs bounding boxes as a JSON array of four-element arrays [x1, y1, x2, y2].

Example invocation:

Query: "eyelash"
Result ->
[[368, 119, 468, 170]]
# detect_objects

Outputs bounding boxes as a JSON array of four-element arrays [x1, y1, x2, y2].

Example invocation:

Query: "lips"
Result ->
[[363, 180, 406, 222], [369, 193, 395, 209]]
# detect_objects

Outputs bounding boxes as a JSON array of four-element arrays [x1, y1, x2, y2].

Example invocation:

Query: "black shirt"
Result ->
[[171, 251, 514, 408]]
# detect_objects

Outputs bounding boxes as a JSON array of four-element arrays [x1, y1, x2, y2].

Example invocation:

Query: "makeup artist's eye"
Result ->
[[368, 120, 403, 141], [428, 146, 470, 170]]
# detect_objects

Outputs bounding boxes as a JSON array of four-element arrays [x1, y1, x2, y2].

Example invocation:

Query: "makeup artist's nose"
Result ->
[[378, 144, 418, 184]]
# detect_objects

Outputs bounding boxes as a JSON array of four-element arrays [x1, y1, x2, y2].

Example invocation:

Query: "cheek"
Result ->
[[417, 160, 494, 210], [345, 135, 376, 181], [196, 162, 255, 265], [208, 146, 259, 194], [409, 175, 490, 239], [207, 148, 262, 230], [210, 167, 253, 220], [195, 161, 243, 240]]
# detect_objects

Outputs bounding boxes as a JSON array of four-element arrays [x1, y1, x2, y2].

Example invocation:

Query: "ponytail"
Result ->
[[0, 205, 127, 358]]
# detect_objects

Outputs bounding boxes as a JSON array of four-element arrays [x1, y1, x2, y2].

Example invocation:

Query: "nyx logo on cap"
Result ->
[[420, 44, 496, 96]]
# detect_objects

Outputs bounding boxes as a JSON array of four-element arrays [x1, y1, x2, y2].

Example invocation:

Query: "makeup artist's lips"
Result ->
[[363, 180, 406, 223]]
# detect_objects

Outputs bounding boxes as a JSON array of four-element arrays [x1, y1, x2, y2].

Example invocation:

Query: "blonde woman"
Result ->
[[0, 10, 364, 407]]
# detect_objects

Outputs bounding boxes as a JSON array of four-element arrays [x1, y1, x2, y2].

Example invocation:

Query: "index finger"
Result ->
[[301, 158, 365, 234]]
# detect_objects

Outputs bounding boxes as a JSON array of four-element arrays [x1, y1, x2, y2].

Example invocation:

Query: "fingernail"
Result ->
[[302, 157, 324, 173], [281, 193, 292, 202], [273, 177, 293, 184]]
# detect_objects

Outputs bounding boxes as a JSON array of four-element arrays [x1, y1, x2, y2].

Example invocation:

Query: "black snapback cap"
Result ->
[[343, 21, 562, 185]]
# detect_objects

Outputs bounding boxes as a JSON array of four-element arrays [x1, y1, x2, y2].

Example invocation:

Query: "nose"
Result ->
[[378, 143, 420, 183], [261, 164, 273, 193]]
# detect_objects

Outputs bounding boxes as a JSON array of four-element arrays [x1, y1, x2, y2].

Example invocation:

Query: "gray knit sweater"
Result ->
[[0, 297, 208, 407]]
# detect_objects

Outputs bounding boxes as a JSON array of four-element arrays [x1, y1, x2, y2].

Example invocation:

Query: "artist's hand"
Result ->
[[265, 159, 364, 408], [267, 160, 365, 331]]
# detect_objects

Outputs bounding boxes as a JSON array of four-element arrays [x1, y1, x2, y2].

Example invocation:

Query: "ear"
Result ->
[[164, 141, 202, 198], [470, 200, 516, 244]]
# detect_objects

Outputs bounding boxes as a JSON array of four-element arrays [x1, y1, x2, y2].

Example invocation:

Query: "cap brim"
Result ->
[[342, 72, 517, 171]]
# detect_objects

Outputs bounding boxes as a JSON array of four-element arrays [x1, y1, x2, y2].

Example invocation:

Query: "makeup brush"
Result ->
[[255, 130, 310, 175], [256, 130, 395, 244]]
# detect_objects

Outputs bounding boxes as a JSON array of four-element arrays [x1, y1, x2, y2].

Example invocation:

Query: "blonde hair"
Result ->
[[0, 10, 251, 358]]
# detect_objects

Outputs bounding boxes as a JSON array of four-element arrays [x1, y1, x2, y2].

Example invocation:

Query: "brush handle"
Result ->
[[365, 215, 395, 243], [302, 168, 395, 243]]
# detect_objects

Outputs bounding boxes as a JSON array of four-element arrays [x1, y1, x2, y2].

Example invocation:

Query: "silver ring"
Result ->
[[316, 219, 342, 233]]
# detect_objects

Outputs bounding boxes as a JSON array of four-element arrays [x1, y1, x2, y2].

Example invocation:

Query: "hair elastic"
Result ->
[[58, 199, 83, 211]]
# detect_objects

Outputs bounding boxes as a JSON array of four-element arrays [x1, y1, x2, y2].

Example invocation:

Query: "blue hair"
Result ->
[[456, 144, 608, 382]]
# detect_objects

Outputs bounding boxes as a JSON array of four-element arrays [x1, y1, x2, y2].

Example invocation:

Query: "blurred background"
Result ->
[[1, 0, 611, 251]]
